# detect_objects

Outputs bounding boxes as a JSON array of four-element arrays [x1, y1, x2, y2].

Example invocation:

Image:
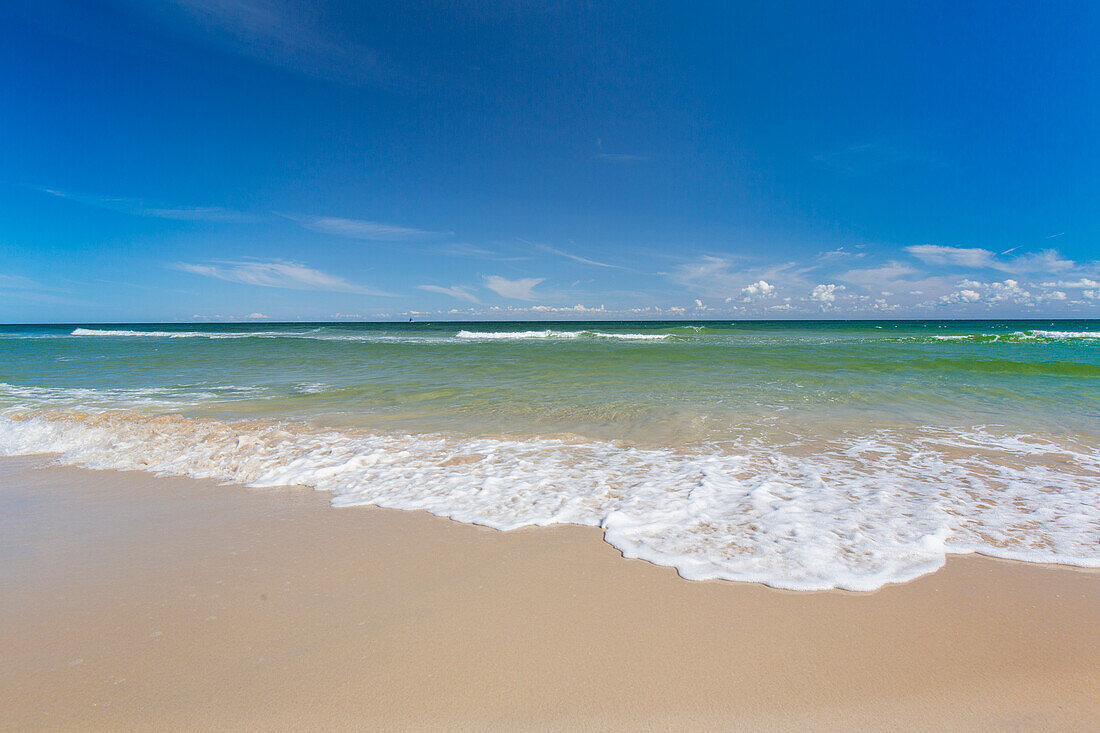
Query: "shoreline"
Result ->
[[2, 455, 1098, 730]]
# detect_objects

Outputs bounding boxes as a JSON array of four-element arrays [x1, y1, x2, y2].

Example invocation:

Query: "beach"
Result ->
[[8, 0, 1100, 726], [3, 454, 1098, 731]]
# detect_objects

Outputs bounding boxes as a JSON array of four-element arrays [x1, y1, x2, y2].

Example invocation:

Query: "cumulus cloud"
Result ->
[[811, 283, 845, 303], [170, 259, 391, 295], [483, 275, 545, 300], [976, 279, 1031, 302], [939, 289, 982, 304], [417, 284, 480, 303], [526, 304, 606, 313], [741, 280, 775, 297], [937, 279, 1057, 306]]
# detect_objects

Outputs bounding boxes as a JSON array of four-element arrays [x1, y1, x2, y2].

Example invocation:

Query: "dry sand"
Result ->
[[1, 454, 1098, 731]]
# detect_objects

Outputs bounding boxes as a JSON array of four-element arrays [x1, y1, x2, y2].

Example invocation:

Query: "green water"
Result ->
[[0, 320, 1096, 445]]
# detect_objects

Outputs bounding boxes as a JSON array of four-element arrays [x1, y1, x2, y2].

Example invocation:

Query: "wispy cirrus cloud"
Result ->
[[435, 243, 531, 261], [593, 153, 649, 163], [280, 213, 450, 242], [0, 274, 43, 291], [905, 244, 1077, 274], [813, 136, 948, 175], [668, 255, 813, 299], [906, 244, 996, 269], [0, 274, 85, 305], [170, 259, 392, 295], [10, 1, 404, 88], [837, 262, 920, 288], [37, 187, 259, 222], [417, 284, 480, 303], [127, 0, 399, 86], [484, 275, 545, 300], [521, 239, 624, 270]]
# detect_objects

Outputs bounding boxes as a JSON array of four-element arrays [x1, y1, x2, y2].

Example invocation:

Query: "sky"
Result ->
[[1, 0, 1098, 322]]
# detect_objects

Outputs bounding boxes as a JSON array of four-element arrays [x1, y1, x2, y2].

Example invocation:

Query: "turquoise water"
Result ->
[[1, 320, 1097, 590]]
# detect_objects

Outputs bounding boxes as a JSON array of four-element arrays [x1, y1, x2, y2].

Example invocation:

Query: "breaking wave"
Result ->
[[1, 406, 1096, 592]]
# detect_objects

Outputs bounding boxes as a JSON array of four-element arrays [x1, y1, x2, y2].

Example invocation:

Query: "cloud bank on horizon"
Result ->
[[1, 1, 1098, 322]]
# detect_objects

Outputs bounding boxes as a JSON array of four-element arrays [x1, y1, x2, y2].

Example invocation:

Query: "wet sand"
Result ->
[[1, 455, 1098, 731]]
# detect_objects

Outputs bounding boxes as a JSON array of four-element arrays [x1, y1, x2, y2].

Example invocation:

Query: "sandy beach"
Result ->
[[1, 455, 1097, 731]]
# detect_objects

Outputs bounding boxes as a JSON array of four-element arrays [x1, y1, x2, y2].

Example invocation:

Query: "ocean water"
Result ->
[[1, 320, 1097, 591]]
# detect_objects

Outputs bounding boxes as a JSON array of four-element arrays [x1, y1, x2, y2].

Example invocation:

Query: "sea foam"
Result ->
[[2, 407, 1096, 591], [455, 329, 671, 340], [66, 327, 674, 343]]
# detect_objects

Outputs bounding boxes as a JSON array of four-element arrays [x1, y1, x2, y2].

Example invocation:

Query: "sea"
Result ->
[[1, 320, 1097, 591]]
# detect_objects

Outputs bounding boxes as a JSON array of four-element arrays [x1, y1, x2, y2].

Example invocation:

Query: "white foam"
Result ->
[[65, 328, 455, 344], [0, 382, 266, 410], [65, 327, 675, 344], [1020, 330, 1100, 340], [70, 328, 329, 339], [2, 407, 1096, 592], [455, 330, 671, 341]]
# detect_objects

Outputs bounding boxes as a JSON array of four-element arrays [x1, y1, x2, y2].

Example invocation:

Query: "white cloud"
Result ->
[[483, 275, 545, 300], [670, 256, 732, 286], [741, 280, 775, 297], [837, 262, 919, 287], [939, 289, 982, 304], [984, 279, 1031, 302], [120, 0, 396, 86], [593, 153, 649, 162], [1041, 278, 1099, 289], [282, 214, 449, 242], [1010, 250, 1075, 273], [39, 187, 258, 222], [524, 240, 624, 269], [811, 283, 845, 303], [670, 256, 810, 299], [245, 312, 267, 319], [907, 244, 1078, 275], [938, 279, 1040, 306], [417, 284, 480, 303], [527, 304, 606, 313], [171, 259, 390, 295], [0, 274, 42, 290], [906, 244, 995, 269]]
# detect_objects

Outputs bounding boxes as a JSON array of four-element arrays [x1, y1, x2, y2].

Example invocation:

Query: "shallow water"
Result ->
[[1, 320, 1097, 590]]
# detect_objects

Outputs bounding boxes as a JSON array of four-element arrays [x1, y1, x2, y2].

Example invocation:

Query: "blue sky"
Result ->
[[1, 1, 1098, 322]]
